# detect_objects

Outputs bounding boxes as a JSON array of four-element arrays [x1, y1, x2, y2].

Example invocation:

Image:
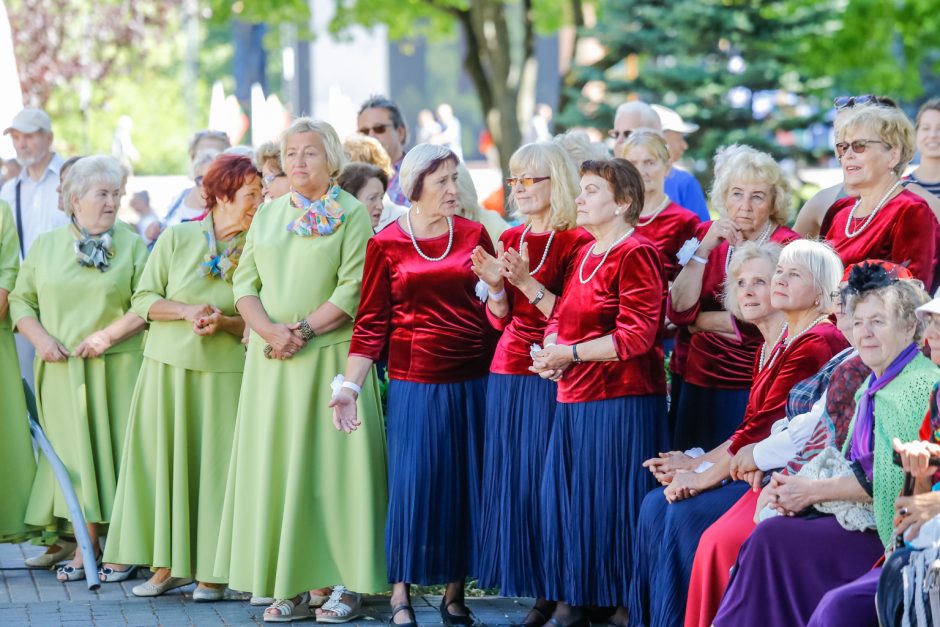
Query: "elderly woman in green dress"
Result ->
[[100, 154, 261, 600], [0, 199, 35, 545], [9, 155, 148, 582], [213, 118, 388, 623]]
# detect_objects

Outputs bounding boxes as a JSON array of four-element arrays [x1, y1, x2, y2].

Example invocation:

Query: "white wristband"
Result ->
[[488, 288, 506, 301], [342, 381, 362, 395], [330, 374, 361, 398]]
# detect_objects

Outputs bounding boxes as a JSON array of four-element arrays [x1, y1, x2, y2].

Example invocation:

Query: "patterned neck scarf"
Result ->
[[200, 213, 246, 283], [70, 219, 114, 272], [286, 182, 345, 237]]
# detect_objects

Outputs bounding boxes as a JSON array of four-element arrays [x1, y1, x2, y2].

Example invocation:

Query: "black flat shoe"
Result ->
[[440, 598, 476, 626], [510, 602, 555, 627], [547, 615, 590, 627], [389, 604, 418, 627]]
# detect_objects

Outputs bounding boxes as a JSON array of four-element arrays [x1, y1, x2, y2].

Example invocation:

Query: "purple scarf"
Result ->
[[849, 342, 920, 478]]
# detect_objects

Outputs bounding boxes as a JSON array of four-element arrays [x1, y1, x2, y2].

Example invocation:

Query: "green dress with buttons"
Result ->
[[10, 223, 148, 526], [0, 200, 36, 542], [213, 191, 388, 598], [104, 213, 248, 582]]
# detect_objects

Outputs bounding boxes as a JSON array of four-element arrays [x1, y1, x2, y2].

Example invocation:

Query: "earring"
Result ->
[[614, 210, 621, 216], [416, 205, 421, 214], [815, 298, 819, 306]]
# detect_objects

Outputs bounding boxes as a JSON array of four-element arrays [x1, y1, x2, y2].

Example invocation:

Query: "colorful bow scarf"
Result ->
[[200, 214, 246, 283], [70, 219, 114, 272], [286, 183, 345, 237]]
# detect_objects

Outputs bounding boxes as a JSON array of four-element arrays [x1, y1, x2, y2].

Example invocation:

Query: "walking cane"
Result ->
[[22, 380, 101, 590]]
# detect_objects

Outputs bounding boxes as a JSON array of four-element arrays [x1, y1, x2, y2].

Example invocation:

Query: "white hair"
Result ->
[[778, 240, 844, 312], [399, 143, 457, 201], [614, 101, 662, 130], [62, 155, 124, 218], [191, 149, 220, 179], [280, 117, 347, 178]]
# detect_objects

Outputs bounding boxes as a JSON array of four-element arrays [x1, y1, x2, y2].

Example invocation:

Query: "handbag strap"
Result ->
[[14, 180, 24, 258]]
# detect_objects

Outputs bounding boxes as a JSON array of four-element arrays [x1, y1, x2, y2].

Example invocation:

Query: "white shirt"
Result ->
[[752, 392, 828, 471], [0, 153, 68, 258]]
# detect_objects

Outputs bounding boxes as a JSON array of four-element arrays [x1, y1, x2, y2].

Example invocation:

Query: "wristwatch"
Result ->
[[530, 286, 546, 306], [572, 343, 583, 364]]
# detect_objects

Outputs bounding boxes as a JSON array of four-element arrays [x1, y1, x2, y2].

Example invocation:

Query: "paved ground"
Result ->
[[0, 543, 534, 626]]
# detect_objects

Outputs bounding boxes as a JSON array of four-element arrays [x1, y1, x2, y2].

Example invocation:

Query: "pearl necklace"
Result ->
[[725, 222, 775, 275], [843, 179, 902, 238], [578, 227, 635, 284], [519, 224, 556, 276], [760, 314, 830, 371], [405, 211, 453, 262], [758, 322, 788, 371], [636, 195, 671, 228]]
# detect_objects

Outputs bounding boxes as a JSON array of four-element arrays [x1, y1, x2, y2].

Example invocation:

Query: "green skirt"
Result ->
[[104, 358, 242, 581], [214, 338, 389, 598], [25, 351, 143, 527], [0, 329, 37, 542]]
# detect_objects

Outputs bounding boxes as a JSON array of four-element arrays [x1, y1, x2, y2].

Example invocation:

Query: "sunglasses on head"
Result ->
[[835, 139, 890, 157], [358, 123, 393, 136], [833, 94, 894, 110], [506, 176, 550, 188]]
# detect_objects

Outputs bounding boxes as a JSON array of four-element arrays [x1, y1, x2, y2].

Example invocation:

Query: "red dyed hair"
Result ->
[[203, 153, 259, 211]]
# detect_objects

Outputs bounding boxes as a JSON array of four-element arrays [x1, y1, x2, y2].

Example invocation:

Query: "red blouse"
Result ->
[[634, 201, 701, 281], [727, 322, 849, 455], [489, 226, 593, 376], [825, 189, 937, 288], [667, 222, 801, 389], [349, 216, 495, 383], [551, 233, 667, 403]]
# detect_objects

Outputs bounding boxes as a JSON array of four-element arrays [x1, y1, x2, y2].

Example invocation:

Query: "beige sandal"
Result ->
[[264, 592, 312, 623]]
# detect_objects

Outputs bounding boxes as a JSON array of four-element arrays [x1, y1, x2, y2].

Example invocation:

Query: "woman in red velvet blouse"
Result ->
[[668, 145, 800, 451], [825, 104, 938, 289], [471, 142, 590, 623], [528, 158, 667, 627], [331, 143, 494, 627]]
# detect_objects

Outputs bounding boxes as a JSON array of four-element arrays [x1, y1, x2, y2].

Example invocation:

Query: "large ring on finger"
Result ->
[[263, 344, 273, 359], [900, 507, 910, 517]]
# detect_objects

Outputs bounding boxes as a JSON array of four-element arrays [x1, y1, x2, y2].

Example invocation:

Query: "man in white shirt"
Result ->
[[0, 107, 68, 386]]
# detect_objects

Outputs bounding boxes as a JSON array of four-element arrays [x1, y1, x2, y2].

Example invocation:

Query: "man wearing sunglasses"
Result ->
[[357, 95, 410, 206]]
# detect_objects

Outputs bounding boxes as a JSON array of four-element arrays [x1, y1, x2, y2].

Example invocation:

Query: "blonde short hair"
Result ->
[[710, 144, 792, 226], [835, 105, 916, 176], [723, 241, 783, 320], [61, 155, 124, 218], [344, 133, 394, 178], [455, 161, 482, 221], [552, 129, 609, 166], [280, 118, 346, 178], [621, 128, 671, 163], [255, 141, 282, 172], [777, 240, 844, 312], [508, 142, 579, 230]]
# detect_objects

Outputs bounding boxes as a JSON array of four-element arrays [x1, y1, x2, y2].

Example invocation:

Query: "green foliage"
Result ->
[[204, 0, 311, 28]]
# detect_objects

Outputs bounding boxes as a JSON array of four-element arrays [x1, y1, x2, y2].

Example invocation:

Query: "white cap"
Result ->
[[4, 107, 52, 135], [652, 104, 699, 134], [916, 289, 940, 321]]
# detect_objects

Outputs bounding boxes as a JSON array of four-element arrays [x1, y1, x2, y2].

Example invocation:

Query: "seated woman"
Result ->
[[668, 145, 799, 452], [684, 262, 907, 627], [630, 239, 848, 627], [714, 263, 938, 627]]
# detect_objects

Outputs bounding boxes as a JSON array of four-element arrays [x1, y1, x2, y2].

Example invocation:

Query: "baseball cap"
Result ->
[[4, 107, 52, 135], [916, 288, 940, 321], [652, 104, 699, 134]]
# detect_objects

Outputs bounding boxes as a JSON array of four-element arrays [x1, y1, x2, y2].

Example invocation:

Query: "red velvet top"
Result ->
[[667, 222, 800, 389], [550, 233, 667, 403], [825, 190, 937, 288], [349, 216, 495, 383], [727, 322, 849, 455], [634, 201, 701, 281], [488, 226, 593, 376]]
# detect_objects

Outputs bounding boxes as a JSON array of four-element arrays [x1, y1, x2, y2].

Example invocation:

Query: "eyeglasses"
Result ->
[[835, 139, 891, 157], [194, 175, 204, 186], [506, 176, 550, 188], [358, 124, 393, 136], [263, 173, 285, 185], [608, 129, 632, 141]]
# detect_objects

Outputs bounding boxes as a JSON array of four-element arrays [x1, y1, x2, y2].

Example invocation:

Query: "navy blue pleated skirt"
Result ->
[[385, 377, 486, 585], [477, 373, 558, 596], [628, 481, 749, 627], [672, 383, 750, 452], [540, 394, 667, 607]]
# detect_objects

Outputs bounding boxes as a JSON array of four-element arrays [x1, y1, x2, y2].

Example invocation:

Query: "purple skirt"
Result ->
[[714, 515, 883, 627]]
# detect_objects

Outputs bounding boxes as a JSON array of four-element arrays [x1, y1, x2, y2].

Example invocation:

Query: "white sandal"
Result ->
[[264, 592, 312, 623], [316, 586, 363, 624]]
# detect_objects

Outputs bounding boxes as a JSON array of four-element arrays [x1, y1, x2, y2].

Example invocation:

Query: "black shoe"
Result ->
[[389, 604, 418, 627], [547, 614, 589, 627], [440, 598, 476, 626], [510, 602, 555, 627]]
